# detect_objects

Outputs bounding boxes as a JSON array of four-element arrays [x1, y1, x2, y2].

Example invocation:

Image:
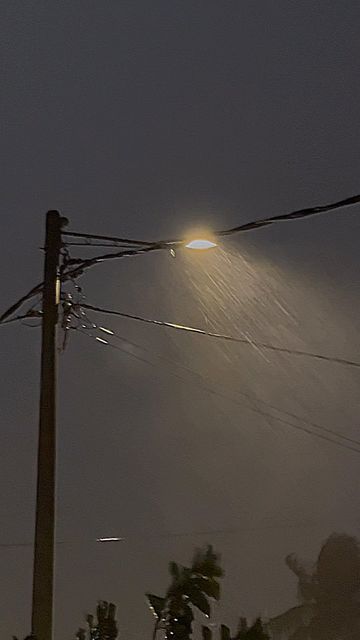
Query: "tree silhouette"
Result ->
[[75, 601, 118, 640], [18, 536, 360, 640], [203, 617, 269, 640], [146, 545, 223, 640], [268, 533, 360, 639]]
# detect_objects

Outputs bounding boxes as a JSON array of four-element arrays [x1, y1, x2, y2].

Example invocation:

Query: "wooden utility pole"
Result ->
[[31, 211, 63, 640]]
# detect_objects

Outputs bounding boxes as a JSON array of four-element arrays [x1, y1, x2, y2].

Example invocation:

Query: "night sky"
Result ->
[[1, 2, 360, 639]]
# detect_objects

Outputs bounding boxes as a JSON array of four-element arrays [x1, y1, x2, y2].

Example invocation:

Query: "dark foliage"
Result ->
[[268, 533, 360, 639], [75, 601, 118, 640], [203, 617, 269, 640], [146, 545, 223, 640]]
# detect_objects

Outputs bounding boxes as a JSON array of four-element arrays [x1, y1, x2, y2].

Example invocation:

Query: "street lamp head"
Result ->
[[185, 238, 217, 250]]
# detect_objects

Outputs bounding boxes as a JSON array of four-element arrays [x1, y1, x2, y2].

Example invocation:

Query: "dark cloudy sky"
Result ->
[[1, 2, 360, 638]]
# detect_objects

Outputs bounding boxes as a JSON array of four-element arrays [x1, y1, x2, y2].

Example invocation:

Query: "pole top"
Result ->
[[46, 210, 69, 228]]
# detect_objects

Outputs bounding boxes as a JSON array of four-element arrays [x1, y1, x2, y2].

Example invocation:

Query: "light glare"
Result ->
[[185, 239, 217, 250]]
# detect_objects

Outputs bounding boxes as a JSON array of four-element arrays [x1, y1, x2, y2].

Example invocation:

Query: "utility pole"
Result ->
[[31, 211, 64, 640]]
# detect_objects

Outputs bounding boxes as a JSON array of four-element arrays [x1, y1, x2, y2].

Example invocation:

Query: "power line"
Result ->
[[0, 282, 43, 323], [92, 321, 360, 449], [75, 322, 360, 456], [60, 244, 163, 281], [80, 302, 360, 371], [76, 327, 154, 368], [217, 192, 360, 237], [62, 230, 152, 247], [63, 192, 360, 246], [1, 192, 359, 324], [0, 521, 336, 550], [1, 312, 41, 325], [62, 241, 143, 249], [75, 307, 360, 448], [60, 191, 360, 281]]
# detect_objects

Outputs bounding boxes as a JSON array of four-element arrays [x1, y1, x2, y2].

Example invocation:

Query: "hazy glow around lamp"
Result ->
[[185, 239, 217, 250]]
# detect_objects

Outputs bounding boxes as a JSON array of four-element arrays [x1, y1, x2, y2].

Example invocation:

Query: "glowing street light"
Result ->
[[185, 238, 217, 250]]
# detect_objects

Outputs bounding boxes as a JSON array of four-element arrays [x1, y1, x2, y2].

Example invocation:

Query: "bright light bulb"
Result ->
[[185, 239, 217, 250]]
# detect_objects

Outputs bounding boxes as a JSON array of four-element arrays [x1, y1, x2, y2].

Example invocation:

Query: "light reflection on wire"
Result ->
[[74, 310, 360, 456]]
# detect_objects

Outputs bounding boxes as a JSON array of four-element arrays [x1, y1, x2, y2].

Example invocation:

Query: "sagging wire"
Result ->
[[58, 245, 102, 350], [63, 241, 145, 248], [63, 192, 360, 247], [77, 325, 360, 455], [0, 282, 43, 324], [73, 308, 360, 456], [217, 192, 360, 237], [80, 302, 360, 371], [60, 243, 163, 282], [21, 316, 42, 328], [59, 192, 360, 281], [59, 269, 87, 351], [0, 243, 73, 327], [0, 520, 338, 550], [62, 230, 153, 247], [0, 289, 43, 327], [1, 309, 42, 326], [78, 308, 360, 449], [75, 326, 156, 367], [2, 191, 360, 326]]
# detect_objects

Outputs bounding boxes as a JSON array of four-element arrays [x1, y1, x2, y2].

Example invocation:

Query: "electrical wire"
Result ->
[[0, 300, 43, 327], [2, 192, 360, 324], [60, 244, 163, 281], [63, 192, 360, 246], [1, 312, 40, 325], [0, 282, 43, 323], [80, 302, 360, 371], [63, 241, 145, 248], [88, 319, 360, 449], [217, 192, 360, 237], [0, 520, 337, 550], [75, 321, 360, 456], [60, 192, 360, 281], [62, 230, 153, 247], [76, 327, 155, 367], [75, 305, 359, 448]]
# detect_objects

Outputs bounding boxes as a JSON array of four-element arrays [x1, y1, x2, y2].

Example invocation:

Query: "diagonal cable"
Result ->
[[63, 192, 360, 247], [80, 302, 360, 370], [2, 192, 359, 324], [61, 192, 360, 278], [80, 312, 360, 449], [75, 324, 360, 456]]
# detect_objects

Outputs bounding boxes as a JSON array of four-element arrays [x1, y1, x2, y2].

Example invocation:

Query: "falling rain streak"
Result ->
[[163, 241, 359, 451]]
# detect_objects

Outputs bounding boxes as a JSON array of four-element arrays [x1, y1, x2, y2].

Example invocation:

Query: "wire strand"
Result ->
[[63, 192, 360, 246], [64, 241, 148, 249], [75, 323, 360, 456], [218, 192, 360, 237], [0, 520, 336, 549], [2, 192, 359, 323], [60, 192, 360, 280], [61, 244, 163, 280], [62, 230, 153, 246], [79, 311, 360, 449], [107, 328, 360, 449], [80, 302, 360, 371], [1, 313, 39, 325], [0, 282, 43, 323]]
